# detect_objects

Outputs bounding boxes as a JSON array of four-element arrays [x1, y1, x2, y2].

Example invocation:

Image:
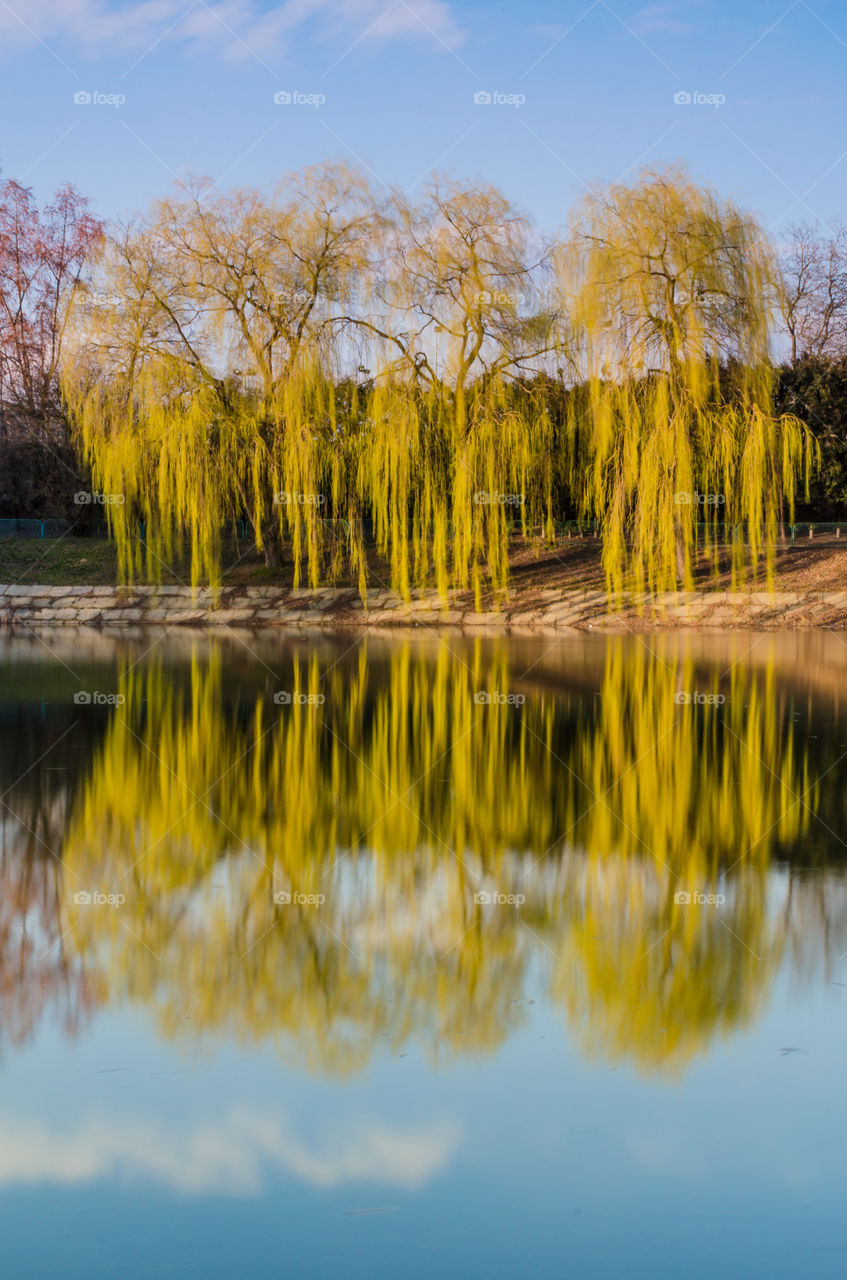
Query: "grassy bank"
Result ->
[[0, 534, 845, 595]]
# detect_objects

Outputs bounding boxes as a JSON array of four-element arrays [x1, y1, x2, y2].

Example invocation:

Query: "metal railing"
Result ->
[[547, 521, 847, 545], [0, 518, 102, 539], [1, 516, 846, 546]]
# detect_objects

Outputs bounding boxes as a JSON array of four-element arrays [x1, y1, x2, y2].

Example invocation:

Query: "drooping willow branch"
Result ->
[[64, 162, 817, 597]]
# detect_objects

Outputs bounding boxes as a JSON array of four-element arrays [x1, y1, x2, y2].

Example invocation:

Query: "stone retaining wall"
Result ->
[[2, 584, 847, 630]]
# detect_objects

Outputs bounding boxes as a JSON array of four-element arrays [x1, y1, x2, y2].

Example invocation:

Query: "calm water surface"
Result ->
[[0, 627, 845, 1278]]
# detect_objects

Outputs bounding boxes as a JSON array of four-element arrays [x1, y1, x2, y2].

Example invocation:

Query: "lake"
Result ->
[[0, 626, 845, 1278]]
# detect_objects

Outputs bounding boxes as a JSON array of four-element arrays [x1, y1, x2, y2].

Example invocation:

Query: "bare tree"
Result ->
[[352, 177, 559, 417], [0, 178, 102, 440], [779, 220, 847, 365]]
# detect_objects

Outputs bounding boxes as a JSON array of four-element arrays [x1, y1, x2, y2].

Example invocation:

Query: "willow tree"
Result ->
[[64, 163, 381, 590], [57, 637, 824, 1074], [351, 177, 559, 600], [558, 165, 817, 593]]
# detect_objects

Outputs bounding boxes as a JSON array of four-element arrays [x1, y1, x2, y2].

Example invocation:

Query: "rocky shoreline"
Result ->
[[2, 583, 847, 631]]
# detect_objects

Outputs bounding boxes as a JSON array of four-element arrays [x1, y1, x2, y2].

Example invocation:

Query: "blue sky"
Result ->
[[1, 0, 846, 237]]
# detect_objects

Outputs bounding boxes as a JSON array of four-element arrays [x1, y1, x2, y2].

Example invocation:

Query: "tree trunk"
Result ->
[[262, 525, 283, 570]]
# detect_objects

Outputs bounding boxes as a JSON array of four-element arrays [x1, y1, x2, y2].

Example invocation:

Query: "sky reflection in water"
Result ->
[[0, 629, 845, 1278]]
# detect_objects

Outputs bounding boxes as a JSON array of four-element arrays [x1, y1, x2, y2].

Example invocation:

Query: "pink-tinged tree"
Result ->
[[0, 178, 103, 440]]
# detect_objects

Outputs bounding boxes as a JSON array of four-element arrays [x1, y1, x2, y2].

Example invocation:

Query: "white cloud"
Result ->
[[0, 1106, 462, 1195], [0, 0, 466, 63], [632, 6, 691, 35]]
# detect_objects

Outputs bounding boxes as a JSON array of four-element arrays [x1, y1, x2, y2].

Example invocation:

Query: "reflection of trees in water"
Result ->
[[0, 706, 106, 1055], [45, 638, 843, 1076], [0, 845, 100, 1053], [779, 867, 847, 985], [541, 646, 807, 1073], [549, 857, 774, 1074]]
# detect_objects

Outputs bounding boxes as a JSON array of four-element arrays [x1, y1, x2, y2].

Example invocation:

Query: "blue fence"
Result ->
[[549, 521, 847, 545], [0, 518, 253, 541], [2, 516, 846, 546], [0, 518, 89, 539]]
